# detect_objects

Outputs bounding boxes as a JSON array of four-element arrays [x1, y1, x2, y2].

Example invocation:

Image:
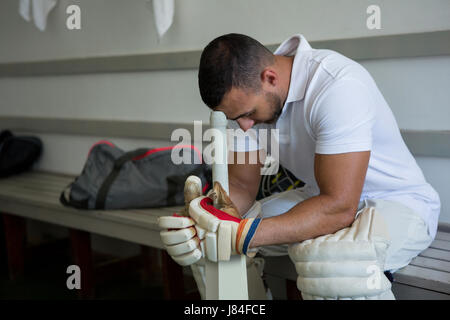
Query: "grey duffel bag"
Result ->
[[60, 140, 211, 210]]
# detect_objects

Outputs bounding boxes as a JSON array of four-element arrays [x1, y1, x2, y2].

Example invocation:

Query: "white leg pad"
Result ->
[[296, 275, 392, 298], [294, 260, 379, 278], [289, 207, 394, 300]]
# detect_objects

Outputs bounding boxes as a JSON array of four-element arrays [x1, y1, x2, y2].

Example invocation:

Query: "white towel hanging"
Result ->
[[152, 0, 174, 39], [19, 0, 58, 31]]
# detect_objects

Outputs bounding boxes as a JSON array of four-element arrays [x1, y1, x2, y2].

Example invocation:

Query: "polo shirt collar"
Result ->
[[274, 34, 312, 104]]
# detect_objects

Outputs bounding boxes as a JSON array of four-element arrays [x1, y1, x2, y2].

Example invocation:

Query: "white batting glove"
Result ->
[[158, 214, 205, 266], [188, 182, 262, 262], [157, 176, 206, 266]]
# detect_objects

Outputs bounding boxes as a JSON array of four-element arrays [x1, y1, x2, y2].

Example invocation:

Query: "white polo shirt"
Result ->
[[229, 34, 441, 238]]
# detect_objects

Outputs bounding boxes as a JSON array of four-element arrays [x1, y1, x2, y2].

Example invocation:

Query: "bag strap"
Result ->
[[59, 182, 89, 209], [95, 148, 149, 210]]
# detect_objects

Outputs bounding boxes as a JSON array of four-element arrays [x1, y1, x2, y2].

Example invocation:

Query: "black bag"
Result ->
[[60, 140, 211, 210], [0, 130, 43, 178]]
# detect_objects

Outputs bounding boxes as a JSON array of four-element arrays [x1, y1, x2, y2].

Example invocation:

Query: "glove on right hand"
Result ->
[[188, 182, 262, 262], [157, 175, 206, 266]]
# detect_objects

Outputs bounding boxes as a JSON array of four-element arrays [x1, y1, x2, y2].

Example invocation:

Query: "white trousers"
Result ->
[[243, 188, 434, 273]]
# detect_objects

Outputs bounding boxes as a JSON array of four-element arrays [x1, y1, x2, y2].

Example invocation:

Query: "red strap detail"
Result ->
[[202, 182, 210, 195], [87, 143, 202, 164], [200, 197, 241, 223], [132, 145, 203, 162], [88, 140, 115, 156]]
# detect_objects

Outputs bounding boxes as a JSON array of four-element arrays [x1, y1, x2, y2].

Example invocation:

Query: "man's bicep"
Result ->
[[314, 151, 370, 214]]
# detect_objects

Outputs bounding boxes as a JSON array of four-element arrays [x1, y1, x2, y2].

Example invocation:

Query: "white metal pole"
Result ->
[[206, 111, 248, 300]]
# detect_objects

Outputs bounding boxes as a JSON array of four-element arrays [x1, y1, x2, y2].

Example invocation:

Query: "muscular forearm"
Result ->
[[250, 194, 356, 247]]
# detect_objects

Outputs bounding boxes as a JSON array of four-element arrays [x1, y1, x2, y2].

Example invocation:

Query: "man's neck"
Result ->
[[274, 55, 295, 106]]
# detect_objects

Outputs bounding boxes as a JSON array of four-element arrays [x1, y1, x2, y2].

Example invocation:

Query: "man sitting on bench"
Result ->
[[159, 33, 441, 300]]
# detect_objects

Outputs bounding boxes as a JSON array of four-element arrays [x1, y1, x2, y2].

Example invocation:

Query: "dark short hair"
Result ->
[[198, 33, 274, 109]]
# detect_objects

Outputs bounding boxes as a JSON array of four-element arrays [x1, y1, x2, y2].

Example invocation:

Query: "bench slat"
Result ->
[[0, 178, 70, 194], [1, 193, 174, 230], [0, 179, 182, 218], [395, 265, 450, 294], [2, 181, 181, 218], [430, 239, 450, 251], [17, 170, 75, 180], [0, 176, 182, 230], [4, 176, 71, 189], [392, 282, 450, 300], [1, 199, 165, 248], [436, 231, 450, 242], [0, 186, 181, 220], [4, 171, 74, 185], [0, 183, 63, 197], [419, 248, 450, 261], [409, 256, 450, 273], [0, 186, 62, 205], [6, 170, 71, 181]]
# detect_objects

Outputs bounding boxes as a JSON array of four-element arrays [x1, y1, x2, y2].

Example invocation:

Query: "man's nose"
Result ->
[[236, 118, 255, 131]]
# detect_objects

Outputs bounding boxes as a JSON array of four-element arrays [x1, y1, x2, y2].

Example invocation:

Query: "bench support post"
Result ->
[[286, 279, 302, 300], [69, 229, 95, 299], [140, 245, 160, 285], [161, 250, 185, 299], [2, 213, 26, 280]]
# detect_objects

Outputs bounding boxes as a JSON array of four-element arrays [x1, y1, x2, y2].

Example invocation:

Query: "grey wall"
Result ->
[[1, 0, 450, 62], [1, 0, 449, 227]]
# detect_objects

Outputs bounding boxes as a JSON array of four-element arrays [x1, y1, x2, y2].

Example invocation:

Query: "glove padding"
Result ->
[[288, 207, 393, 300], [158, 177, 263, 266], [159, 214, 204, 266], [189, 182, 262, 262], [157, 176, 206, 266]]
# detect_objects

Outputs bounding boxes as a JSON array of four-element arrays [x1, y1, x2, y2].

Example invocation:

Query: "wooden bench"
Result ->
[[393, 226, 450, 299], [263, 225, 450, 300], [2, 170, 450, 300], [0, 170, 191, 299]]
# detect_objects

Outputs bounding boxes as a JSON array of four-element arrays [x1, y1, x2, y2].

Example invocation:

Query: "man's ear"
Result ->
[[261, 68, 278, 88]]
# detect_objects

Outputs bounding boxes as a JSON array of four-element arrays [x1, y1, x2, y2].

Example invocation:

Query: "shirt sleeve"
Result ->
[[309, 79, 376, 154]]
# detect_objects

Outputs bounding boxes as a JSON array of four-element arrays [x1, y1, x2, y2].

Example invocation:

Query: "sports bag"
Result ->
[[0, 130, 43, 178], [60, 140, 211, 210]]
